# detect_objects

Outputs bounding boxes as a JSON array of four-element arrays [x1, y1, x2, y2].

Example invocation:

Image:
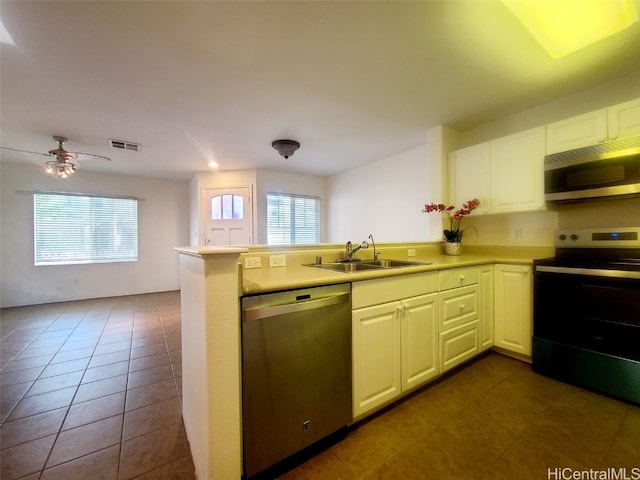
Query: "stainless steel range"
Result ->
[[533, 227, 640, 404]]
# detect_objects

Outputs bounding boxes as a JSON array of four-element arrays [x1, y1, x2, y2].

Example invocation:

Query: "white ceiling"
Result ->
[[1, 1, 640, 181]]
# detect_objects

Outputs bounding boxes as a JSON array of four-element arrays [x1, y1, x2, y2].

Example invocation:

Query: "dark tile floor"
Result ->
[[2, 292, 639, 480], [1, 292, 195, 480], [279, 353, 640, 480]]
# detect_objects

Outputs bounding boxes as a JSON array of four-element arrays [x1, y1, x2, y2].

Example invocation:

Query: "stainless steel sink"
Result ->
[[306, 262, 383, 272], [305, 258, 431, 272], [362, 259, 431, 268]]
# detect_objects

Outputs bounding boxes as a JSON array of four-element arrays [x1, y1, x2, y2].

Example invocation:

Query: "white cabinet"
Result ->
[[401, 294, 439, 391], [448, 142, 491, 214], [546, 97, 640, 154], [351, 263, 518, 417], [479, 265, 494, 351], [438, 267, 480, 372], [352, 301, 401, 417], [494, 264, 532, 357], [352, 273, 438, 418], [609, 97, 640, 140], [490, 126, 546, 213], [546, 109, 607, 154], [448, 126, 546, 214], [440, 322, 480, 372]]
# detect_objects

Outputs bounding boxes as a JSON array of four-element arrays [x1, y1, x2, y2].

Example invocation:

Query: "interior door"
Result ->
[[204, 187, 252, 245]]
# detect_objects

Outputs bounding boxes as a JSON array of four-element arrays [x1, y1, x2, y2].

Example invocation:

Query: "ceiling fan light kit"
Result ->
[[45, 159, 77, 178], [272, 139, 300, 159], [1, 135, 111, 177]]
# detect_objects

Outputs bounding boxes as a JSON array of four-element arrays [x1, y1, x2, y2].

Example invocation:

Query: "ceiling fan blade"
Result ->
[[0, 146, 53, 157], [75, 152, 112, 162]]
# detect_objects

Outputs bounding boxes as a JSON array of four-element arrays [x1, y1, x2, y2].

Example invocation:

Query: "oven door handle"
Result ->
[[536, 265, 640, 279]]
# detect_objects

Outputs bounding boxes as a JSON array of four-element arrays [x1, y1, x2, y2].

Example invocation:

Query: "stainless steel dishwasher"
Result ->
[[241, 283, 352, 478]]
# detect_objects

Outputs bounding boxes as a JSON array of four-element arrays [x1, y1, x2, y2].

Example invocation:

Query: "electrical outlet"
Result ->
[[513, 227, 523, 241], [269, 254, 287, 267], [408, 249, 416, 257], [244, 257, 262, 269]]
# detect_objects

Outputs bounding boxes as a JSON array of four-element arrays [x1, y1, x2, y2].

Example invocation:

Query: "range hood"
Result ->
[[544, 135, 640, 202]]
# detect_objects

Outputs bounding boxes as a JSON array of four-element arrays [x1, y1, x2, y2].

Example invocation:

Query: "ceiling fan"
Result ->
[[1, 135, 111, 178]]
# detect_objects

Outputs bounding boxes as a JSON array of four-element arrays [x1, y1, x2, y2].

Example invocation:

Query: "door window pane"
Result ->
[[211, 194, 244, 220]]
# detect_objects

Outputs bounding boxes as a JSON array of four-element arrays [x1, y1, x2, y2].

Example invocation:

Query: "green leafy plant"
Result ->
[[422, 198, 480, 242]]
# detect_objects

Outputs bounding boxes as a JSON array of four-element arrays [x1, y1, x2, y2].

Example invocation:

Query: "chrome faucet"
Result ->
[[369, 234, 381, 260], [345, 240, 368, 261]]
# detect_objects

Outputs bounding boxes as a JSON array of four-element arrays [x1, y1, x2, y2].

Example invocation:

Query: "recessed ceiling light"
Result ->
[[504, 0, 639, 58], [208, 161, 219, 169]]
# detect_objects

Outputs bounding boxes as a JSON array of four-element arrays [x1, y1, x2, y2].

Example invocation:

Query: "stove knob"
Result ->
[[570, 234, 578, 241], [558, 234, 566, 241]]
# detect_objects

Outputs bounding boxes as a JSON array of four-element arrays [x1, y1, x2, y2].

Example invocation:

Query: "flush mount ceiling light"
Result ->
[[503, 0, 639, 58], [272, 139, 300, 159]]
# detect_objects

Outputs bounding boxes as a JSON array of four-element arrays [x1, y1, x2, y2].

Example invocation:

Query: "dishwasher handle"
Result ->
[[243, 292, 350, 322]]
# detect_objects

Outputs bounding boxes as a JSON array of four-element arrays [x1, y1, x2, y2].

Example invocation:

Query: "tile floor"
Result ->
[[1, 291, 195, 480], [280, 353, 640, 480], [2, 292, 639, 480]]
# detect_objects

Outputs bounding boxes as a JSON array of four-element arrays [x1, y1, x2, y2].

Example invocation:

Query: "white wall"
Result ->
[[326, 143, 431, 242], [1, 163, 189, 307]]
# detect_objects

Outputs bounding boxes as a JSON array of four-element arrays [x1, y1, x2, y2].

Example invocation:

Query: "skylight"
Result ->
[[503, 0, 639, 58]]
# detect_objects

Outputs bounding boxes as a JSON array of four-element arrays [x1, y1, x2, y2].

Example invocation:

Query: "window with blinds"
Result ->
[[34, 192, 138, 266], [266, 193, 319, 245]]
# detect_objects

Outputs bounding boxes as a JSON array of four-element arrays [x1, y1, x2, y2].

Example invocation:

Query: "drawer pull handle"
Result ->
[[459, 304, 465, 310]]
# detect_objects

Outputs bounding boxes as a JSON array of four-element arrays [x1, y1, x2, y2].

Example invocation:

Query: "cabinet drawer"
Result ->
[[439, 285, 478, 331], [352, 272, 438, 309], [439, 320, 479, 373], [439, 267, 480, 291]]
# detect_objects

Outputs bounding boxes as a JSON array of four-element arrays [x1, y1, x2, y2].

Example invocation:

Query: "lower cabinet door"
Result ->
[[494, 264, 532, 356], [352, 302, 401, 418], [439, 320, 479, 373], [402, 293, 439, 391]]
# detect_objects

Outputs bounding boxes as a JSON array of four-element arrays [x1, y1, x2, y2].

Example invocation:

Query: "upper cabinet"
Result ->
[[448, 126, 546, 215], [608, 97, 640, 140], [491, 126, 546, 213], [448, 142, 491, 214], [546, 109, 607, 154], [448, 97, 640, 216], [546, 97, 640, 154]]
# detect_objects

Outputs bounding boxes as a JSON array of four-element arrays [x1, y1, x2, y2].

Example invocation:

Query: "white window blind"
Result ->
[[34, 192, 138, 266], [267, 193, 319, 245]]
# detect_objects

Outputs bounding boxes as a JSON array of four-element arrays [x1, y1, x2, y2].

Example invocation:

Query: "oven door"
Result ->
[[534, 265, 640, 360], [533, 263, 640, 404]]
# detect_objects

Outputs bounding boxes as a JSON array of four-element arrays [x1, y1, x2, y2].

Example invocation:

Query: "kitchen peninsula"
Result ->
[[175, 242, 553, 479]]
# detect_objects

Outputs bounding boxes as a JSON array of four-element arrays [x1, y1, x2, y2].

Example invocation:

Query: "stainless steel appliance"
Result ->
[[241, 284, 352, 478], [533, 227, 640, 404], [544, 135, 640, 202]]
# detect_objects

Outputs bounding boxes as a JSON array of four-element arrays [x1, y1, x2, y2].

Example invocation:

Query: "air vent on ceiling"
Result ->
[[109, 139, 141, 152]]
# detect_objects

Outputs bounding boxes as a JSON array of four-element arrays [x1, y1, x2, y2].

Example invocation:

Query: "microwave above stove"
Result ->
[[544, 135, 640, 202]]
